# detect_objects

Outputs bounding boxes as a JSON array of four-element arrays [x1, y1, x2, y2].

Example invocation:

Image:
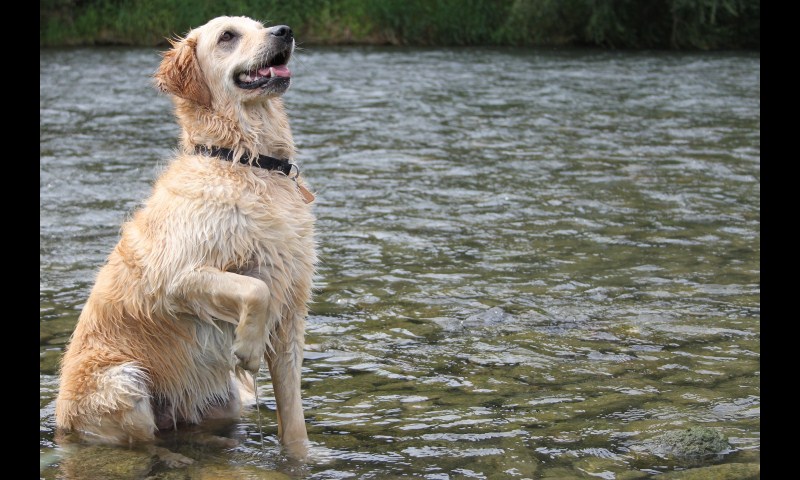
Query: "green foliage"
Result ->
[[496, 0, 759, 48], [668, 0, 760, 49], [502, 0, 593, 46], [39, 0, 759, 48], [365, 0, 515, 45]]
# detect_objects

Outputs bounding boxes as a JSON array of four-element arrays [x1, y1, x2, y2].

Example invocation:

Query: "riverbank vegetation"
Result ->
[[40, 0, 759, 49]]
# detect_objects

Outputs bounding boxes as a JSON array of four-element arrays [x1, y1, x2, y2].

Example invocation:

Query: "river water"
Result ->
[[40, 46, 760, 479]]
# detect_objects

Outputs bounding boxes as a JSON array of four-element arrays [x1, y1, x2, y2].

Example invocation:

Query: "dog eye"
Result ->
[[219, 31, 236, 43]]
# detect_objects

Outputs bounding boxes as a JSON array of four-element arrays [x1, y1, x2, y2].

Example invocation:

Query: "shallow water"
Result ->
[[40, 46, 760, 479]]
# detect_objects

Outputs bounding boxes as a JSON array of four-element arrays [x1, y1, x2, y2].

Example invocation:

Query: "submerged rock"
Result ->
[[655, 462, 760, 479], [188, 464, 291, 479], [58, 444, 156, 479], [144, 464, 291, 480], [653, 426, 730, 457]]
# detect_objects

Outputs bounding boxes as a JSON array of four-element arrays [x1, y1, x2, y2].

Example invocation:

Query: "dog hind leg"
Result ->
[[56, 363, 157, 445], [57, 363, 196, 466]]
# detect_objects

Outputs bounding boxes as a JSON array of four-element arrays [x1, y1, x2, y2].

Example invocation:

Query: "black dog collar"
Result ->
[[194, 145, 295, 176]]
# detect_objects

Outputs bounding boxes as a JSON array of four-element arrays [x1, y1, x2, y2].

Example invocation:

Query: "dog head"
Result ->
[[155, 16, 295, 108]]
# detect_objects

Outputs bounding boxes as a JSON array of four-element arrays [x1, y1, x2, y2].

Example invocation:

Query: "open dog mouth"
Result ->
[[234, 51, 292, 90]]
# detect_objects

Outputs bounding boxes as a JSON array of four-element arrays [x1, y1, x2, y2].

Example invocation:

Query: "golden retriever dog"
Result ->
[[55, 15, 315, 461]]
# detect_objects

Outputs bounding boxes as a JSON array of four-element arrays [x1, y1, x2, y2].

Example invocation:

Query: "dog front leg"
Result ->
[[173, 266, 271, 374], [266, 313, 308, 459]]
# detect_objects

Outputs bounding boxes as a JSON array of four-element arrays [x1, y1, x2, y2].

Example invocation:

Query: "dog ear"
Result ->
[[154, 36, 212, 108]]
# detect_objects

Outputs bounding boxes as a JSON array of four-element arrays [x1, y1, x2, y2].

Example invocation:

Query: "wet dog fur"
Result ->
[[55, 16, 315, 460]]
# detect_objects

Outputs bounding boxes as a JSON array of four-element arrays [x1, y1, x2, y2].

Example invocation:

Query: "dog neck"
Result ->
[[174, 97, 296, 162]]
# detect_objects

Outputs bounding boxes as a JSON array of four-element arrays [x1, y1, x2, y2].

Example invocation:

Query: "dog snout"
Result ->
[[268, 25, 293, 41]]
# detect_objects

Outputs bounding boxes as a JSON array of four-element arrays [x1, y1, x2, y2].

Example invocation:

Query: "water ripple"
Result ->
[[40, 46, 759, 478]]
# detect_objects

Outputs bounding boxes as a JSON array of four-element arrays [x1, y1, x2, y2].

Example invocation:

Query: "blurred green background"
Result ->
[[40, 0, 759, 49]]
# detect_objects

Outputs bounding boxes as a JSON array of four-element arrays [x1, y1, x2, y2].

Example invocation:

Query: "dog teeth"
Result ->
[[238, 67, 277, 84]]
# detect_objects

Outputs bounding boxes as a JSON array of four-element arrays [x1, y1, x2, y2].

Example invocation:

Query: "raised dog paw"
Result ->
[[233, 337, 265, 374]]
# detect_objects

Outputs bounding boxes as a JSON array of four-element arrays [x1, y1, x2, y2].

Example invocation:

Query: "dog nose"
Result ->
[[269, 25, 293, 39]]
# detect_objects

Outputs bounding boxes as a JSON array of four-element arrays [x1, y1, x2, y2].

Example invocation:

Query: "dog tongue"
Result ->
[[258, 65, 291, 78]]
